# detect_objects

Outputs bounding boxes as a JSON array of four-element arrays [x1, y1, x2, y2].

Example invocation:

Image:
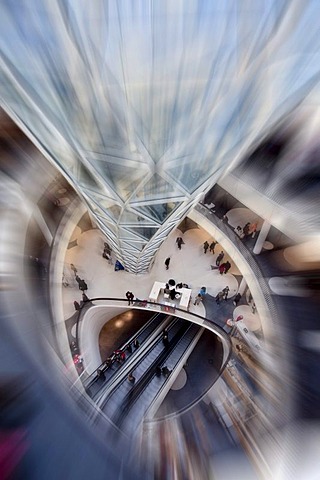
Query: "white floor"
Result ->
[[62, 225, 241, 320]]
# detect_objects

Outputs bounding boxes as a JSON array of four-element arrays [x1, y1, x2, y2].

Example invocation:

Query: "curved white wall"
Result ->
[[80, 302, 231, 376], [80, 305, 128, 375]]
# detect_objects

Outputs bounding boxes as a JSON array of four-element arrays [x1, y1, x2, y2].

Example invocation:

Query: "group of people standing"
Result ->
[[236, 221, 258, 239], [203, 240, 217, 254], [204, 241, 231, 271], [215, 286, 230, 304], [218, 260, 231, 275], [194, 286, 207, 305], [70, 263, 90, 311], [201, 239, 241, 308]]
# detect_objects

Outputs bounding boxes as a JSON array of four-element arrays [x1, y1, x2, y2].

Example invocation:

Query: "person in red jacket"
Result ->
[[219, 263, 227, 275]]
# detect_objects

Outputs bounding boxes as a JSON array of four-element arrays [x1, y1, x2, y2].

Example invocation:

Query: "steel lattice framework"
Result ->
[[1, 1, 320, 272]]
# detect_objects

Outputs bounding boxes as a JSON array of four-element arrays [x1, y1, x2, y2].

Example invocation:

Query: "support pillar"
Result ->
[[253, 220, 271, 255], [237, 278, 247, 296], [32, 206, 53, 245]]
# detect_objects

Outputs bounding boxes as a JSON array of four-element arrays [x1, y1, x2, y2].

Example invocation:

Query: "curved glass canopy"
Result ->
[[1, 1, 319, 272]]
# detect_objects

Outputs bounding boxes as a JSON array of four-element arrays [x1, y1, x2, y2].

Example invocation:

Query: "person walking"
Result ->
[[80, 292, 89, 307], [194, 294, 203, 306], [203, 241, 209, 254], [162, 329, 169, 346], [73, 300, 80, 311], [209, 241, 217, 254], [233, 293, 242, 306], [162, 366, 171, 377], [126, 291, 134, 305], [199, 286, 206, 297], [176, 237, 183, 250], [103, 242, 112, 255], [250, 222, 258, 238], [165, 257, 171, 270], [114, 349, 126, 362], [222, 286, 230, 301], [76, 275, 88, 291], [224, 261, 231, 274], [70, 263, 77, 275], [169, 288, 178, 300], [79, 279, 88, 291], [215, 291, 224, 305], [216, 251, 224, 266], [219, 263, 226, 275], [243, 222, 251, 237]]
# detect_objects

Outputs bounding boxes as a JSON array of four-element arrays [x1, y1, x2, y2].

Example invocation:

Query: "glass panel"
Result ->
[[134, 202, 181, 223], [94, 159, 148, 201], [126, 226, 158, 241], [132, 173, 183, 202], [78, 164, 101, 191]]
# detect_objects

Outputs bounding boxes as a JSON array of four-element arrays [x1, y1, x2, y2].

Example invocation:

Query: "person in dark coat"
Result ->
[[169, 289, 176, 300], [203, 241, 209, 254], [103, 242, 111, 255], [75, 276, 88, 291], [74, 300, 80, 311], [162, 329, 169, 346], [243, 223, 251, 237], [233, 293, 242, 306], [216, 251, 224, 266], [97, 369, 105, 380], [215, 291, 224, 305], [165, 257, 171, 270], [126, 291, 134, 305], [162, 366, 171, 377], [133, 338, 140, 348], [224, 261, 231, 274], [79, 279, 88, 291], [209, 241, 217, 253], [222, 286, 230, 301], [176, 237, 183, 250]]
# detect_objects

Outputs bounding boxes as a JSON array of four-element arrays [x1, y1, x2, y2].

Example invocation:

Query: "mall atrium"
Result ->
[[0, 2, 320, 479]]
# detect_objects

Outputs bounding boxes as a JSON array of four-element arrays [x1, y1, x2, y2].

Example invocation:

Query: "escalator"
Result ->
[[98, 319, 203, 433], [84, 312, 170, 398]]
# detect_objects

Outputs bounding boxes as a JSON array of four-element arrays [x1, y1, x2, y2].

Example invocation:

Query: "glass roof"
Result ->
[[0, 0, 319, 271]]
